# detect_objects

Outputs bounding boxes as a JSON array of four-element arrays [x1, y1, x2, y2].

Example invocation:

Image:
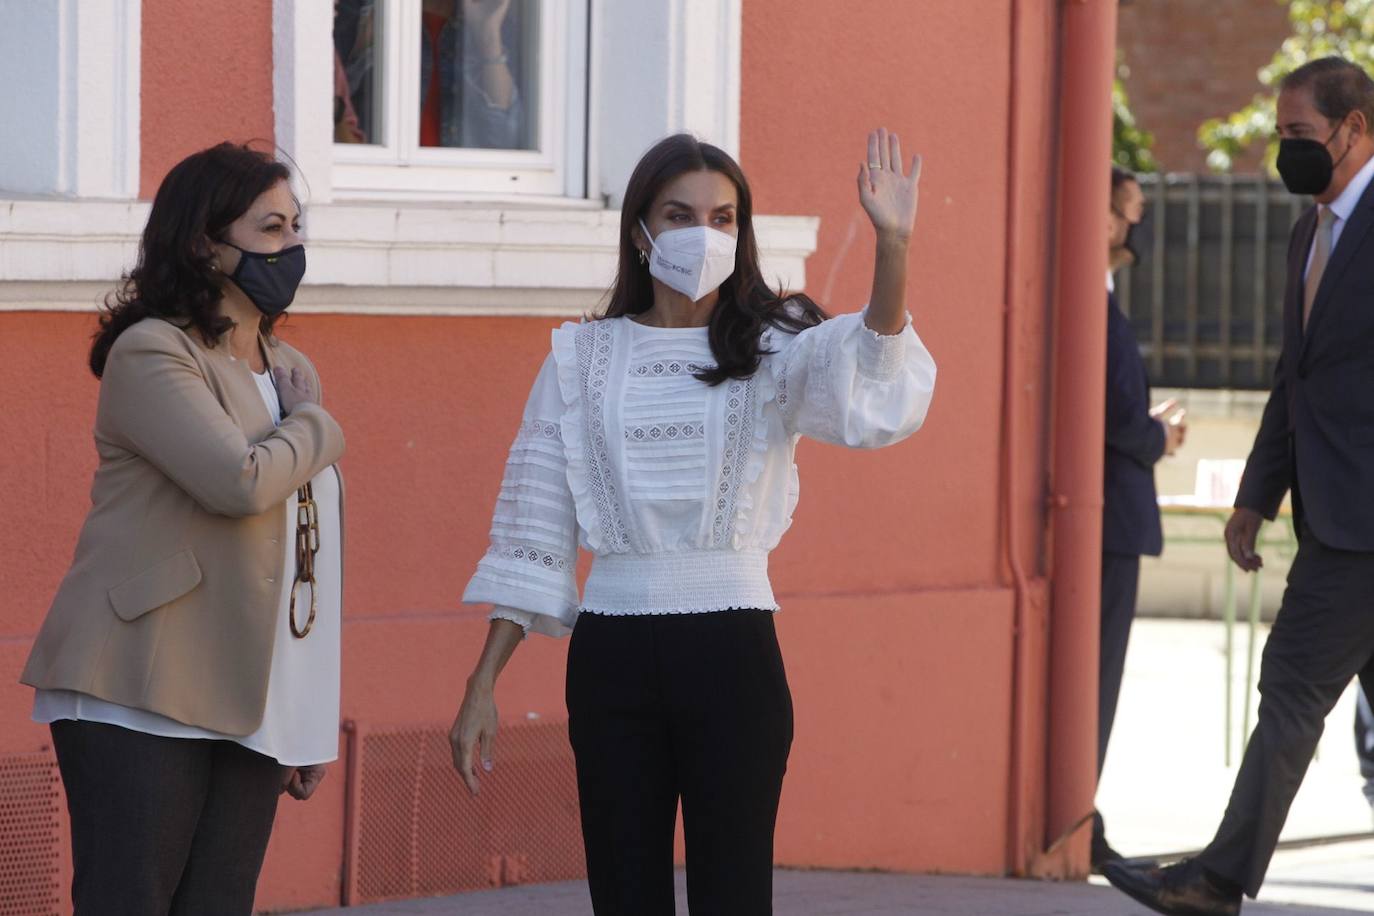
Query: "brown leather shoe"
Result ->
[[1101, 858, 1241, 916]]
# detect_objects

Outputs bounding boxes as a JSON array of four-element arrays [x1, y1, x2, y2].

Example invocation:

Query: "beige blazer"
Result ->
[[21, 318, 346, 736]]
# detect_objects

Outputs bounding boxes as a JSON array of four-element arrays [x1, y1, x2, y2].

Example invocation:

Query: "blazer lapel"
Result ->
[[1288, 207, 1316, 355], [1303, 176, 1374, 350], [210, 335, 279, 437]]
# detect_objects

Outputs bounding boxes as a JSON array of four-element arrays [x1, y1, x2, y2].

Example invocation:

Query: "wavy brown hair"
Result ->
[[89, 143, 292, 378], [601, 134, 826, 385]]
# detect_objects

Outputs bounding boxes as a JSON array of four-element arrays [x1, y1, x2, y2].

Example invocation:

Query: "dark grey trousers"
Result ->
[[51, 719, 284, 916], [1098, 552, 1142, 777], [1357, 683, 1374, 805], [1197, 526, 1374, 897], [1093, 552, 1141, 850]]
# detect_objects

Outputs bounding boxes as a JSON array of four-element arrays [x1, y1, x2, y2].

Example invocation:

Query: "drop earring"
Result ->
[[638, 248, 648, 266]]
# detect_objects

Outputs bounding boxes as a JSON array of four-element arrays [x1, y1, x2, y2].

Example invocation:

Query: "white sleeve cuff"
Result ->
[[489, 606, 535, 636], [858, 307, 914, 383]]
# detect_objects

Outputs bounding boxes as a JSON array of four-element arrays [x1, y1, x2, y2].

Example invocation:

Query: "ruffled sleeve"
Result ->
[[462, 354, 579, 638], [771, 307, 936, 448]]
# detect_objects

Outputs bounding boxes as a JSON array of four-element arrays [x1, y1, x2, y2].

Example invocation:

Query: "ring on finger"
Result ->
[[868, 162, 882, 170]]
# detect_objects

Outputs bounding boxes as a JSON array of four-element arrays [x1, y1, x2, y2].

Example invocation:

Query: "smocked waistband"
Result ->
[[581, 549, 777, 616]]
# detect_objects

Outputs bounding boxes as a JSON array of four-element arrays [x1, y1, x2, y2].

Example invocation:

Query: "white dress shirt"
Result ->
[[1305, 152, 1374, 279]]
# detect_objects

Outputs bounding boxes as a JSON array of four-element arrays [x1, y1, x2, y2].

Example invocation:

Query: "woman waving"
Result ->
[[452, 129, 934, 915]]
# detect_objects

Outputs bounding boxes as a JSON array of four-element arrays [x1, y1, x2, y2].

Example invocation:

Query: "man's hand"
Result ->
[[1162, 419, 1186, 456], [1225, 507, 1265, 572], [1152, 401, 1187, 456]]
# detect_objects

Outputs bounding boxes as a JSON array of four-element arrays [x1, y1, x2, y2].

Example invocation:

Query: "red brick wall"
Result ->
[[1117, 0, 1291, 173]]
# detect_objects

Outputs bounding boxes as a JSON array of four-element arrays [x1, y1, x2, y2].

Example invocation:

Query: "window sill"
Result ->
[[0, 199, 820, 317]]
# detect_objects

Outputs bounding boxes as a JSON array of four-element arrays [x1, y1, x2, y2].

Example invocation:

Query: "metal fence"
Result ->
[[1117, 173, 1305, 391]]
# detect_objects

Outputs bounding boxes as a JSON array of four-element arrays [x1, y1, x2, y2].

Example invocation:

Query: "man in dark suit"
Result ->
[[1093, 167, 1185, 870], [1105, 56, 1374, 916]]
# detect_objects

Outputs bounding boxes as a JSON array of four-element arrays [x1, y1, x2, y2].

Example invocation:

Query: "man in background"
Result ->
[[1093, 167, 1186, 870], [1105, 56, 1374, 916]]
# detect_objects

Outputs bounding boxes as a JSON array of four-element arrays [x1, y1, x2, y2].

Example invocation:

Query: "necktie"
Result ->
[[1303, 206, 1337, 329]]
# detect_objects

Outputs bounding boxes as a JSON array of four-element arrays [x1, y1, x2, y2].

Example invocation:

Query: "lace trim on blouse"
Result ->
[[576, 321, 633, 552], [711, 375, 758, 546]]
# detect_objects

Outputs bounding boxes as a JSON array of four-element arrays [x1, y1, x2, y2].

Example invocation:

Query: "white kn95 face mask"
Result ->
[[639, 219, 738, 302]]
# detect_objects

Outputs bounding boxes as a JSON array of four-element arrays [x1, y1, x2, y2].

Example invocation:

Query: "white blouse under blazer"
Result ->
[[462, 307, 936, 637]]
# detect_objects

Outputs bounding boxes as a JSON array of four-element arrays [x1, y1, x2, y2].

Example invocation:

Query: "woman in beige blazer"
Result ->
[[21, 143, 345, 916]]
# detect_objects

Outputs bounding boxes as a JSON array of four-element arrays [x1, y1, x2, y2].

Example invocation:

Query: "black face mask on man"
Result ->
[[1111, 207, 1151, 266], [225, 242, 307, 317], [1277, 120, 1353, 196]]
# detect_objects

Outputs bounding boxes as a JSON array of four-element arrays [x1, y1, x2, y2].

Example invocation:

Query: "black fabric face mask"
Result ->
[[1112, 207, 1151, 265], [226, 243, 307, 317], [1126, 209, 1151, 264], [1277, 122, 1351, 196]]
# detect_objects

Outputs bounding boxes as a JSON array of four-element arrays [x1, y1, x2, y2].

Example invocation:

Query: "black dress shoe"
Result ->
[[1091, 834, 1123, 873], [1101, 858, 1241, 916], [1089, 814, 1157, 874]]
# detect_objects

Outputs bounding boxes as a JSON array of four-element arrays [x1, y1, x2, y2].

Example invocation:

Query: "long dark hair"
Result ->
[[602, 134, 826, 385], [89, 143, 293, 378]]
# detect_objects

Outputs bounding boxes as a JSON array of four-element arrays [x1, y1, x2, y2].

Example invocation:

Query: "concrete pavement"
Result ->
[[302, 867, 1372, 915], [1097, 619, 1373, 913]]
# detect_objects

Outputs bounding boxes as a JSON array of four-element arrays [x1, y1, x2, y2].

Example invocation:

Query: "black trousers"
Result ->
[[51, 720, 284, 916], [1197, 526, 1374, 897], [1098, 552, 1141, 776], [566, 609, 793, 916], [1092, 552, 1140, 849]]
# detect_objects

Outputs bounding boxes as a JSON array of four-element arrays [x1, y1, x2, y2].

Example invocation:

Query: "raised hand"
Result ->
[[857, 128, 923, 242]]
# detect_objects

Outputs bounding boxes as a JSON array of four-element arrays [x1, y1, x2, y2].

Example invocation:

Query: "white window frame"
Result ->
[[3, 0, 822, 319], [0, 0, 140, 199], [326, 0, 588, 201]]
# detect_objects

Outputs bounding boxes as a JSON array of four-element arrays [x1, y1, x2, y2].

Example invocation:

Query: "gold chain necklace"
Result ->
[[290, 482, 319, 638]]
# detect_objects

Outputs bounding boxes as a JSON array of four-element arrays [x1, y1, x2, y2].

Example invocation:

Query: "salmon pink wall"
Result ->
[[0, 0, 1071, 910], [739, 0, 1027, 870], [0, 252, 1023, 905], [139, 0, 275, 198], [742, 1, 1010, 594]]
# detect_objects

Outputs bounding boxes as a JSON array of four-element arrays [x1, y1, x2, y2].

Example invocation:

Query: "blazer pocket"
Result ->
[[107, 549, 203, 622]]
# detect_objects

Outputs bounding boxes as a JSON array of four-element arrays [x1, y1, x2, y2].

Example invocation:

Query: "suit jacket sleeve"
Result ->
[[97, 325, 346, 518], [1104, 311, 1166, 469], [1234, 353, 1291, 520]]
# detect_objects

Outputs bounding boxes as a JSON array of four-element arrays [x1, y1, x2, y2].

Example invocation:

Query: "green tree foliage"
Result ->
[[1200, 0, 1374, 173], [1114, 74, 1159, 172]]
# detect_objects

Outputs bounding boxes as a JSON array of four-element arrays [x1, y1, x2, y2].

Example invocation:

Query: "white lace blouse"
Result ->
[[462, 307, 936, 637]]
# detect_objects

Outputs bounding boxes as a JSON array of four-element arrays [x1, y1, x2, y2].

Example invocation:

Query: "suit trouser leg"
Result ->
[[1197, 531, 1374, 897], [1356, 664, 1374, 805], [1093, 552, 1140, 847], [51, 720, 282, 916]]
